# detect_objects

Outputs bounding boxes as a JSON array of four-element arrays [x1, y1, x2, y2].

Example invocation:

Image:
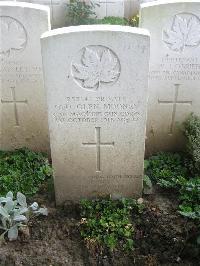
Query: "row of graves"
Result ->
[[0, 0, 199, 204]]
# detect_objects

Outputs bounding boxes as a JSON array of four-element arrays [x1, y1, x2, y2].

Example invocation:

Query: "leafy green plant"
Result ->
[[178, 176, 200, 249], [79, 198, 143, 251], [67, 0, 97, 25], [143, 174, 152, 189], [178, 177, 200, 219], [145, 152, 188, 189], [146, 114, 200, 250], [0, 148, 52, 197], [86, 16, 138, 26], [145, 151, 199, 219], [96, 16, 128, 26], [182, 113, 200, 175], [179, 114, 200, 221], [143, 160, 153, 194], [0, 191, 48, 241]]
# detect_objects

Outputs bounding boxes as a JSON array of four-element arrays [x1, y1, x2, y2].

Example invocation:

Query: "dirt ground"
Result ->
[[0, 186, 199, 266]]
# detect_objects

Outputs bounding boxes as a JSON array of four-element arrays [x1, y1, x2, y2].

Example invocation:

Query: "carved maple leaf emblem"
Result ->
[[0, 18, 26, 55], [72, 47, 120, 90], [163, 14, 200, 52]]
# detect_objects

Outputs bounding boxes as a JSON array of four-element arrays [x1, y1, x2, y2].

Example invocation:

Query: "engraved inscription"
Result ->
[[72, 46, 120, 91], [82, 127, 114, 172], [1, 86, 28, 126], [89, 175, 136, 179], [149, 56, 200, 81], [0, 16, 27, 57], [53, 96, 141, 124], [163, 13, 200, 52], [0, 61, 43, 85], [158, 84, 192, 135]]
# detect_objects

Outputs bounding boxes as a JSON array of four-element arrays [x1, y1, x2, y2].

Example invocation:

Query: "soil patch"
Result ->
[[0, 187, 199, 266]]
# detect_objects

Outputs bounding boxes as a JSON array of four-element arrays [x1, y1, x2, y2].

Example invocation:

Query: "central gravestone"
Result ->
[[41, 25, 150, 203]]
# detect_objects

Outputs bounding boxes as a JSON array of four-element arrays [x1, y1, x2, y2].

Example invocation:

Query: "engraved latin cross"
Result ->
[[158, 84, 192, 135], [1, 86, 28, 126], [82, 127, 114, 172]]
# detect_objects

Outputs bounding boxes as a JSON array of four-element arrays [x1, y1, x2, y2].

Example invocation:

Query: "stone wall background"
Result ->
[[0, 0, 148, 28]]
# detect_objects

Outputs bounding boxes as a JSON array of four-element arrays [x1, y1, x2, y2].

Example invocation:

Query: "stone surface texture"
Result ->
[[41, 25, 150, 203], [0, 2, 50, 152], [140, 0, 200, 154]]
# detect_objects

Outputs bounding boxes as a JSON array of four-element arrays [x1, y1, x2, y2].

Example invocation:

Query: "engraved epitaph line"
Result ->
[[1, 87, 28, 126], [158, 84, 192, 135], [82, 127, 114, 172]]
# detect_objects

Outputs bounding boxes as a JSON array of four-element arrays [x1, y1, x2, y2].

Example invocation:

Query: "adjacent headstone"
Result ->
[[124, 0, 140, 18], [7, 0, 68, 29], [0, 2, 50, 152], [94, 0, 125, 18], [41, 25, 150, 203], [140, 0, 200, 155]]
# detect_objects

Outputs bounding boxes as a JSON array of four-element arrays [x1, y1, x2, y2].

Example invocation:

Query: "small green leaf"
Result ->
[[13, 215, 27, 222], [143, 175, 152, 189], [19, 207, 28, 214], [0, 206, 9, 218], [0, 231, 7, 242], [144, 160, 150, 170], [0, 197, 8, 203], [17, 192, 27, 207], [34, 208, 48, 216], [8, 226, 18, 241], [4, 200, 14, 212], [6, 191, 13, 200]]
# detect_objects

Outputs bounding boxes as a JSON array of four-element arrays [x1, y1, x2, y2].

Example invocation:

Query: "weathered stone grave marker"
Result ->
[[0, 2, 50, 152], [94, 0, 124, 18], [93, 0, 139, 19], [140, 0, 200, 154], [41, 25, 150, 203], [1, 86, 28, 127]]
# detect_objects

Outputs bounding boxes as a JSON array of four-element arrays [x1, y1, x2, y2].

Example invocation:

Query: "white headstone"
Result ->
[[94, 0, 139, 19], [140, 0, 200, 154], [0, 2, 50, 152], [124, 0, 140, 18], [41, 25, 150, 203], [11, 0, 68, 29], [94, 0, 125, 18]]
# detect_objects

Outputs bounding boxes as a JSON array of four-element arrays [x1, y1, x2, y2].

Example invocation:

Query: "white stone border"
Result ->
[[141, 0, 200, 8]]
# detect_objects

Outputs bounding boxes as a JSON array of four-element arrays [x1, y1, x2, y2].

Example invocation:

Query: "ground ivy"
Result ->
[[79, 198, 143, 252], [0, 148, 52, 197]]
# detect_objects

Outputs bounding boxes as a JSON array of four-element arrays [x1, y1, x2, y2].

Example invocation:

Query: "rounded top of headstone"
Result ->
[[41, 25, 150, 40], [141, 0, 200, 8], [0, 1, 50, 12]]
